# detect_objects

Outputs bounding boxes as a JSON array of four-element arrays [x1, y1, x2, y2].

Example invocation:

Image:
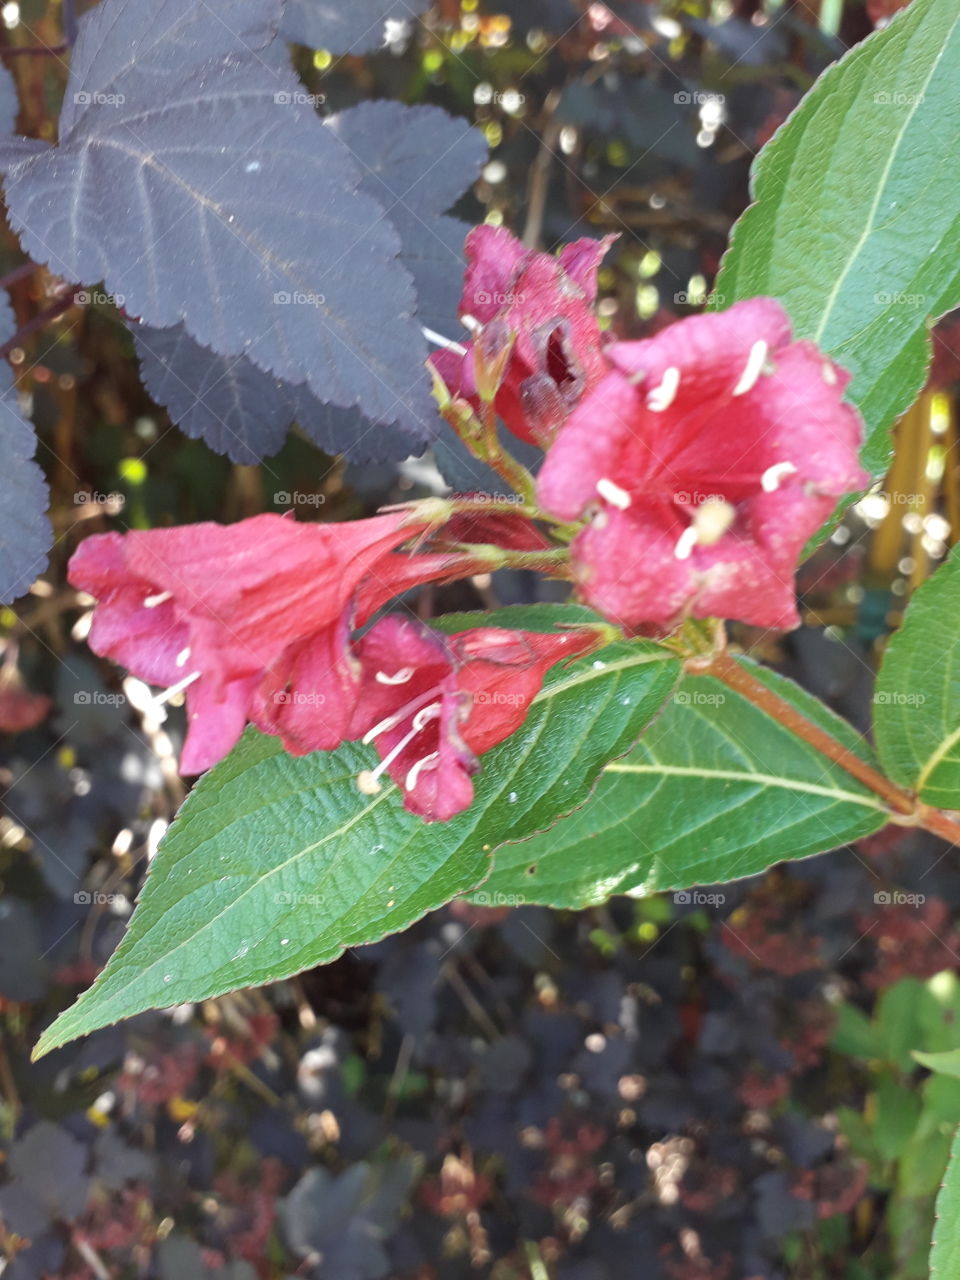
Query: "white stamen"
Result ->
[[412, 702, 441, 731], [175, 646, 191, 668], [422, 326, 468, 356], [460, 314, 483, 335], [143, 591, 172, 609], [405, 752, 439, 792], [761, 461, 798, 493], [596, 477, 632, 510], [674, 526, 699, 561], [375, 667, 415, 685], [646, 366, 680, 412], [151, 670, 201, 707], [361, 685, 443, 745], [732, 340, 768, 396], [692, 498, 737, 546], [821, 361, 838, 386], [356, 770, 382, 796], [367, 712, 436, 785]]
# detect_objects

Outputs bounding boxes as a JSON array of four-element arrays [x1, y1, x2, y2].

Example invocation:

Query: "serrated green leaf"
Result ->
[[35, 639, 679, 1056], [874, 548, 960, 807], [474, 662, 889, 908], [931, 1125, 960, 1277], [715, 0, 960, 476]]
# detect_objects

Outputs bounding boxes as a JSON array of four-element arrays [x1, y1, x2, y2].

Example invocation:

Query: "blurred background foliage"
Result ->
[[0, 0, 957, 1277]]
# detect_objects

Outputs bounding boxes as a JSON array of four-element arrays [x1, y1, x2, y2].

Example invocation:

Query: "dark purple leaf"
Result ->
[[0, 0, 433, 441]]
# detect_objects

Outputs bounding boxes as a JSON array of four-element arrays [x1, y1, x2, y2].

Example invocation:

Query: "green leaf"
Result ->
[[35, 637, 679, 1056], [831, 1002, 883, 1061], [475, 661, 889, 908], [715, 0, 960, 475], [931, 1125, 960, 1277], [915, 1050, 960, 1081], [874, 548, 960, 807], [875, 1074, 924, 1162], [876, 978, 929, 1073]]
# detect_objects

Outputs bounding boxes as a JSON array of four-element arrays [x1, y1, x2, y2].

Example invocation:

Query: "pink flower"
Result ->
[[347, 617, 599, 821], [537, 299, 869, 630], [431, 226, 614, 447], [68, 511, 440, 774]]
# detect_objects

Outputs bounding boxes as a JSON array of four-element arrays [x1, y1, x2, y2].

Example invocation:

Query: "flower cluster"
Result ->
[[69, 227, 868, 821], [68, 508, 599, 820], [434, 231, 868, 631]]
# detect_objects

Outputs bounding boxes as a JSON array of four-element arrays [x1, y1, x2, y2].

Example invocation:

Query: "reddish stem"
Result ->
[[698, 652, 960, 844]]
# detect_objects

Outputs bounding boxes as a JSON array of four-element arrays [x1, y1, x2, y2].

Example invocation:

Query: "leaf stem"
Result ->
[[696, 652, 960, 843]]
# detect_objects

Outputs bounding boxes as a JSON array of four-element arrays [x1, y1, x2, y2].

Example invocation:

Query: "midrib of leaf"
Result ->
[[812, 9, 960, 345], [915, 723, 960, 795], [72, 646, 676, 1005], [603, 762, 889, 812]]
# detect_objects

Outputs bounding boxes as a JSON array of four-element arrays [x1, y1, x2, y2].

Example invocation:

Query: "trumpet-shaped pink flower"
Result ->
[[431, 225, 614, 447], [537, 299, 869, 630], [68, 511, 442, 774], [347, 617, 599, 821]]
